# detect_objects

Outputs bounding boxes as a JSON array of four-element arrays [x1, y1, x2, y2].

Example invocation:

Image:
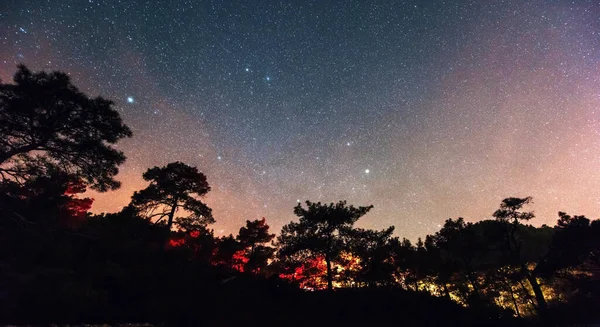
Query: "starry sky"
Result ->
[[2, 0, 599, 239]]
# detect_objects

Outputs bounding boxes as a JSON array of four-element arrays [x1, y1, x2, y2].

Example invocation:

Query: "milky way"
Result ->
[[2, 1, 599, 239]]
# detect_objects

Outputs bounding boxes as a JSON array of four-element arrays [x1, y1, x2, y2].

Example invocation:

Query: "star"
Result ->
[[10, 0, 598, 243]]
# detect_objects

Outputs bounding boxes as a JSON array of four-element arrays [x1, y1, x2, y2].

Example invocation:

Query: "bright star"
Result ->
[[266, 76, 271, 81], [127, 96, 134, 103], [365, 169, 370, 174], [245, 68, 249, 72]]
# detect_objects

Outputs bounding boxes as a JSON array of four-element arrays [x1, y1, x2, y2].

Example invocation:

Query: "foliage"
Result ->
[[277, 200, 373, 290], [0, 169, 93, 228], [492, 197, 550, 318], [1, 64, 599, 326], [130, 161, 214, 231], [0, 65, 132, 192], [344, 226, 396, 287], [237, 218, 276, 274]]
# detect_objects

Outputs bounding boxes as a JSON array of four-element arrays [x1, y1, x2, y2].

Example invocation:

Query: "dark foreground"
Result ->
[[2, 283, 540, 327]]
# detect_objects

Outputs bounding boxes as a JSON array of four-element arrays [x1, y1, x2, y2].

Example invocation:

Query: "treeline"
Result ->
[[1, 65, 599, 326]]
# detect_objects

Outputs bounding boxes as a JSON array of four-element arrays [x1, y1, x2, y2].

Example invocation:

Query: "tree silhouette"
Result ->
[[388, 237, 420, 291], [237, 218, 276, 274], [0, 65, 132, 191], [277, 200, 373, 291], [492, 197, 548, 317], [345, 226, 396, 287], [540, 212, 599, 274], [421, 234, 455, 300], [130, 161, 214, 232], [432, 218, 487, 304], [7, 63, 594, 325], [429, 219, 519, 310]]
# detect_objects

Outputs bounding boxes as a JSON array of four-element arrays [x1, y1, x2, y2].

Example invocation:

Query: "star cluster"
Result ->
[[1, 0, 599, 239]]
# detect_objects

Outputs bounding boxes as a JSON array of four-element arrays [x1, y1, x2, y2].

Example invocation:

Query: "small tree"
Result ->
[[0, 65, 132, 191], [130, 161, 214, 232], [277, 200, 373, 291], [237, 218, 276, 274]]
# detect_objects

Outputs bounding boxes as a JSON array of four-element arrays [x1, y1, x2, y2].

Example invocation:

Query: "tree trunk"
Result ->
[[525, 270, 548, 318], [518, 279, 538, 315], [466, 272, 484, 309], [166, 200, 178, 231], [505, 282, 521, 318], [325, 253, 333, 291], [162, 202, 179, 249]]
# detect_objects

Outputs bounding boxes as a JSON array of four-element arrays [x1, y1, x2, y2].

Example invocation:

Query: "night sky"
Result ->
[[2, 0, 599, 239]]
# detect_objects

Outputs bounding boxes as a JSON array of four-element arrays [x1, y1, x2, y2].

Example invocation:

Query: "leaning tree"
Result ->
[[0, 64, 132, 191]]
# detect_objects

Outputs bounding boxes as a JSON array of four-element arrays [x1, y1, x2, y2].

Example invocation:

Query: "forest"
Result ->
[[1, 65, 599, 326]]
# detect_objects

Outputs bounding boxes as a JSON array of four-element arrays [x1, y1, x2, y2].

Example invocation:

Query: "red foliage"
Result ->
[[167, 230, 201, 249], [232, 250, 249, 272], [168, 237, 186, 248], [279, 256, 328, 290], [64, 181, 87, 195], [61, 180, 93, 227], [64, 197, 94, 221]]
